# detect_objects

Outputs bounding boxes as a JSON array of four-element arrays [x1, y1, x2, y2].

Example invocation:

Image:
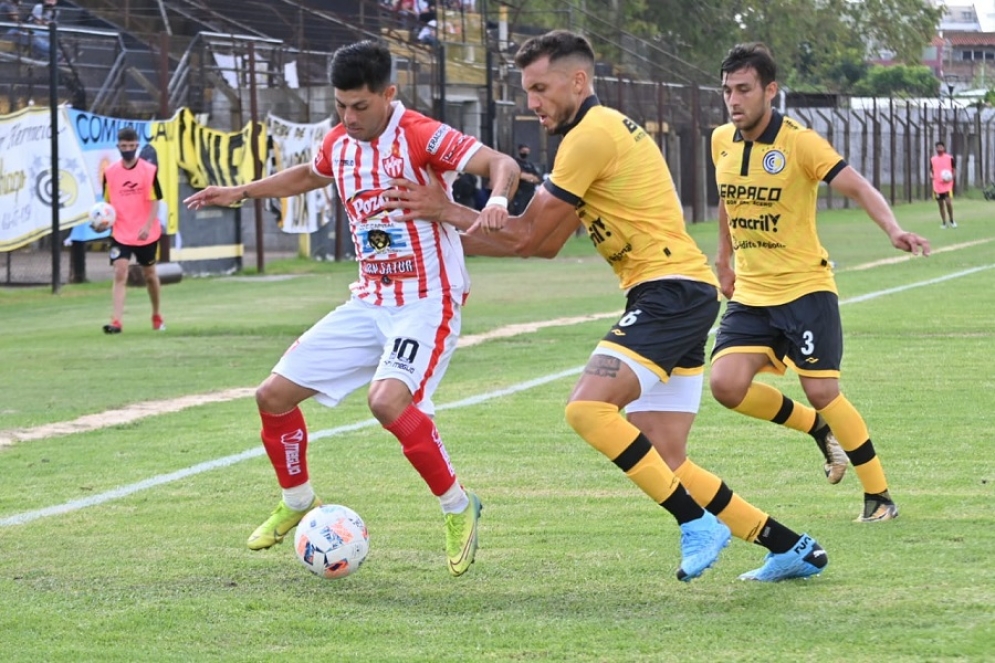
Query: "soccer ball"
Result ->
[[294, 504, 369, 579], [88, 202, 116, 232], [941, 169, 953, 183]]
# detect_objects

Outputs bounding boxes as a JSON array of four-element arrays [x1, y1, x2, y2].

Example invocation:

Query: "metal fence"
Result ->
[[4, 1, 995, 285]]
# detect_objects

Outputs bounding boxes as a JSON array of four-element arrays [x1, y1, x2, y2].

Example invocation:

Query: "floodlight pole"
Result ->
[[48, 20, 60, 294], [482, 0, 495, 148]]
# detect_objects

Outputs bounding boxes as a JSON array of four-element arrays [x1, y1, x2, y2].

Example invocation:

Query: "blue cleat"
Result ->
[[676, 511, 731, 582], [739, 533, 828, 582]]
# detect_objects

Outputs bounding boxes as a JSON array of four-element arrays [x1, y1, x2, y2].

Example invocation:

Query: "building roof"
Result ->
[[943, 30, 995, 46]]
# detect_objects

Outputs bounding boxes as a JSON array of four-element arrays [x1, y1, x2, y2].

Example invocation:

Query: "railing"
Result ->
[[0, 21, 129, 113]]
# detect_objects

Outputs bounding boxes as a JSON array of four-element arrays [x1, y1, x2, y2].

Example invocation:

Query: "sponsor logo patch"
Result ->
[[426, 124, 451, 155]]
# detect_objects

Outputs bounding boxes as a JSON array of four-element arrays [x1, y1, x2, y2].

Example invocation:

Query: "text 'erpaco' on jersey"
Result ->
[[312, 101, 481, 307], [712, 110, 847, 306], [543, 96, 718, 292]]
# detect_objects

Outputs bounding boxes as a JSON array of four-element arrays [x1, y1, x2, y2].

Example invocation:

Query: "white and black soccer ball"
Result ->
[[88, 201, 117, 232], [941, 169, 953, 183], [294, 504, 369, 579]]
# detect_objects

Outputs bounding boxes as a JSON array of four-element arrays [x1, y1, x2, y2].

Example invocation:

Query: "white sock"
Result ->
[[438, 480, 468, 515], [282, 482, 316, 511]]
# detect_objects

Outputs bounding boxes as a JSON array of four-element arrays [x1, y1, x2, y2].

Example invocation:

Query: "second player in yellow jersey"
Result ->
[[384, 29, 834, 583]]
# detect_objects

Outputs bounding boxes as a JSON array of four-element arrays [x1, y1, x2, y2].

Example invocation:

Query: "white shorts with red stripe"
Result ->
[[272, 295, 461, 415]]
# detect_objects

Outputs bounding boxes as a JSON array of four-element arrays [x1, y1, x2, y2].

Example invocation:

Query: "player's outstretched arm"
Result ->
[[184, 163, 329, 209], [829, 165, 931, 257]]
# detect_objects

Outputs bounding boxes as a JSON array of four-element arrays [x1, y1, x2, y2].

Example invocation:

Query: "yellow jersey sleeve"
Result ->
[[795, 129, 846, 183], [548, 122, 615, 202], [547, 104, 717, 291]]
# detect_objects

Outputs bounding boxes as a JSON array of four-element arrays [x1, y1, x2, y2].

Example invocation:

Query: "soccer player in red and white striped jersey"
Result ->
[[184, 40, 520, 576]]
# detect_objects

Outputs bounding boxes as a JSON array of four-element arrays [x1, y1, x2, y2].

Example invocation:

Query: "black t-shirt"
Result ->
[[452, 172, 478, 208], [512, 157, 542, 214]]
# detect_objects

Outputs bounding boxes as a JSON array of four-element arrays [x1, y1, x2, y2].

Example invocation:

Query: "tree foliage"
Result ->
[[854, 64, 942, 97], [496, 0, 943, 91]]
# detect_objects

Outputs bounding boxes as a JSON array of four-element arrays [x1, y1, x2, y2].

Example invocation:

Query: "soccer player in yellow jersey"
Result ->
[[386, 30, 832, 582], [710, 43, 931, 524]]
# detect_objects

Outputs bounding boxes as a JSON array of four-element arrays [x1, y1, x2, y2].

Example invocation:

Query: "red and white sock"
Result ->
[[385, 405, 458, 498], [260, 407, 309, 489]]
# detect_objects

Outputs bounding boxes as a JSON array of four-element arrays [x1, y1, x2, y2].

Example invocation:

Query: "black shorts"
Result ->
[[934, 191, 952, 201], [109, 239, 158, 267], [711, 291, 843, 377], [597, 279, 720, 381]]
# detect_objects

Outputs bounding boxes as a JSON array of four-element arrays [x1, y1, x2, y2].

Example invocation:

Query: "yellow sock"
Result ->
[[674, 459, 767, 542], [565, 400, 681, 504], [819, 394, 888, 495], [734, 382, 817, 434]]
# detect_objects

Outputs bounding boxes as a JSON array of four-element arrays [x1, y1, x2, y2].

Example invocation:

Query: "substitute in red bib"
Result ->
[[102, 126, 164, 334], [930, 141, 956, 228]]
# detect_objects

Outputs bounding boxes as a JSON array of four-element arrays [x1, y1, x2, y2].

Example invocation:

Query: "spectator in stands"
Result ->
[[29, 0, 57, 59], [29, 0, 56, 26], [392, 0, 419, 30], [1, 0, 50, 59], [0, 0, 24, 24], [416, 0, 436, 24], [416, 18, 439, 47]]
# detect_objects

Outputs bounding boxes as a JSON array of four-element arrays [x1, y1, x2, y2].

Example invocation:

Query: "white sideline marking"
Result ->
[[0, 389, 255, 447], [841, 238, 994, 272], [1, 264, 992, 527], [0, 368, 581, 527], [0, 314, 618, 448]]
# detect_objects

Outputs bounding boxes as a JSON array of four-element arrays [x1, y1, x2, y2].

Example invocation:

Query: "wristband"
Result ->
[[240, 190, 250, 201], [484, 195, 508, 210]]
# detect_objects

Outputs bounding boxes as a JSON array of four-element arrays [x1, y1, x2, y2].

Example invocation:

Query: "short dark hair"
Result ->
[[720, 43, 777, 88], [331, 40, 392, 92], [117, 127, 139, 142], [514, 30, 595, 70], [935, 141, 946, 148]]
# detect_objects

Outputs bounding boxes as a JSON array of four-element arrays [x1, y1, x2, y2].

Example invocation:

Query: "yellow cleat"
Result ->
[[444, 492, 482, 576], [247, 497, 320, 550]]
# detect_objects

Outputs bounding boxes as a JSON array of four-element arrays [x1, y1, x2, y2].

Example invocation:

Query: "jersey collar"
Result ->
[[733, 109, 783, 144], [554, 94, 600, 136]]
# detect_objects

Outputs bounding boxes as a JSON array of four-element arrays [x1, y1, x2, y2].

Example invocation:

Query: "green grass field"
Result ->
[[1, 200, 993, 662]]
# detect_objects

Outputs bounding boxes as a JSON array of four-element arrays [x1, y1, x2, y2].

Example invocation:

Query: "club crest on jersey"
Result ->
[[762, 150, 786, 174], [382, 147, 404, 178]]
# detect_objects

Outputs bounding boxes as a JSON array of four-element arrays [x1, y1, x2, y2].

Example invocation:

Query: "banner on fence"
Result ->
[[173, 107, 267, 190], [64, 108, 182, 240], [0, 106, 96, 252], [267, 114, 333, 234]]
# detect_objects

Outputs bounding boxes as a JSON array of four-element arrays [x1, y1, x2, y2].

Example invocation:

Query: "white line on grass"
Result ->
[[1, 264, 992, 527], [0, 316, 618, 448], [0, 369, 582, 527], [841, 238, 994, 272]]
